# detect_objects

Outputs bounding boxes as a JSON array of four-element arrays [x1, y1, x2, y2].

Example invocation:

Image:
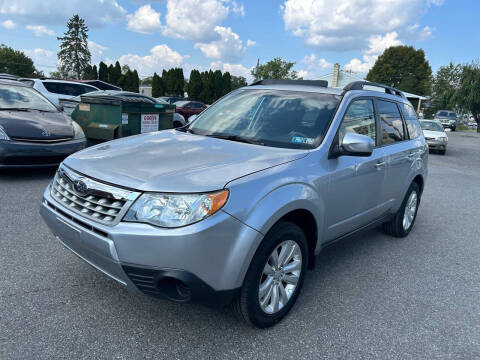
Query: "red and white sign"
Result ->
[[141, 114, 159, 133]]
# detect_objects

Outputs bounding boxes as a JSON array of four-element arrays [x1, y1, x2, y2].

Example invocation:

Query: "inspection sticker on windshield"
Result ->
[[141, 114, 159, 133], [122, 113, 128, 125], [291, 136, 314, 145]]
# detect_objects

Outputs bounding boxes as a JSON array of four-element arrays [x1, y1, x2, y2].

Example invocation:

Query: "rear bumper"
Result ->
[[0, 138, 85, 167], [40, 185, 261, 306]]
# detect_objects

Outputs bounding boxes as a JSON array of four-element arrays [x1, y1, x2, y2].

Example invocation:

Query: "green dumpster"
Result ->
[[71, 94, 175, 146]]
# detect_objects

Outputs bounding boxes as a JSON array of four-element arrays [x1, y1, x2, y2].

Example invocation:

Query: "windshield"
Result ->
[[174, 100, 190, 107], [420, 121, 444, 132], [187, 89, 341, 149], [0, 84, 58, 112]]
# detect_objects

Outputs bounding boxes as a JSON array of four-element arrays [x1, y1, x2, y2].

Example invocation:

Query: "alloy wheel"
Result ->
[[258, 240, 302, 314], [403, 191, 418, 231]]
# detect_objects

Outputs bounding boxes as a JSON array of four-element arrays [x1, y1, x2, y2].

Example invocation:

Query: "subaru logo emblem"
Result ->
[[73, 179, 88, 196]]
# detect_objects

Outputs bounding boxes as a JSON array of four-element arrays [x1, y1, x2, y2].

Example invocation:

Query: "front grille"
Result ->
[[11, 137, 73, 143], [425, 137, 434, 141], [50, 165, 140, 226], [4, 155, 67, 165]]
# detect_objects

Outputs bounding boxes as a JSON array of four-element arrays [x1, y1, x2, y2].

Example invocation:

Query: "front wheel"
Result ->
[[233, 222, 308, 328], [383, 182, 420, 237]]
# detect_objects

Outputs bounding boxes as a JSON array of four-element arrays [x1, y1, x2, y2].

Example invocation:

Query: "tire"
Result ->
[[233, 222, 308, 328], [383, 182, 420, 238], [439, 149, 446, 155]]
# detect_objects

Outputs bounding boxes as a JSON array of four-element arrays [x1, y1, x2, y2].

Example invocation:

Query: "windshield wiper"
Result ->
[[206, 133, 265, 146], [0, 107, 30, 111]]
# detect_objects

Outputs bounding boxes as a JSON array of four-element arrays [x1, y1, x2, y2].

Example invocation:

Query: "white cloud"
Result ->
[[118, 44, 186, 75], [0, 0, 126, 27], [344, 32, 403, 73], [194, 26, 245, 62], [210, 61, 252, 81], [405, 24, 433, 41], [246, 39, 256, 47], [162, 0, 229, 42], [297, 54, 332, 79], [1, 19, 16, 29], [26, 25, 54, 36], [297, 69, 308, 79], [127, 4, 162, 34], [22, 48, 56, 74], [281, 0, 442, 50], [231, 1, 245, 16], [88, 40, 108, 64]]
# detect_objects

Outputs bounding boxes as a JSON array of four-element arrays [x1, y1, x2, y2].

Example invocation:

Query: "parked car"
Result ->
[[76, 80, 121, 91], [157, 96, 186, 104], [40, 79, 427, 328], [434, 110, 457, 131], [419, 120, 448, 154], [468, 121, 478, 130], [0, 79, 85, 167], [174, 100, 207, 121], [17, 78, 99, 107]]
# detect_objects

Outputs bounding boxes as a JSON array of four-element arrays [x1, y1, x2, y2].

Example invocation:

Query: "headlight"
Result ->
[[0, 125, 10, 141], [124, 190, 229, 228], [72, 121, 85, 139], [438, 136, 448, 142]]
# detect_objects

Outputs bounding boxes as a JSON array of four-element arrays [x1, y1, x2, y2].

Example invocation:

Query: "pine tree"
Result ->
[[57, 14, 91, 79], [82, 64, 96, 80], [98, 62, 108, 82], [110, 61, 122, 86], [187, 69, 203, 100], [152, 72, 162, 97], [222, 72, 232, 96], [92, 64, 98, 80], [107, 64, 114, 83], [132, 70, 139, 93], [213, 70, 223, 100]]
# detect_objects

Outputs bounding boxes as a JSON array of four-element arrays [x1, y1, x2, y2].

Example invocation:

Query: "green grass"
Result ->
[[457, 124, 476, 132]]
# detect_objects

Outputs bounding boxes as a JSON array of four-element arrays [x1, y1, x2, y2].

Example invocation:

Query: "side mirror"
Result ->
[[188, 114, 198, 123], [339, 133, 374, 157]]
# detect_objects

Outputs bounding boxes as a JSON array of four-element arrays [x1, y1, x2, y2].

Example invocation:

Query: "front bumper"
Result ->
[[40, 185, 262, 306], [427, 140, 447, 150], [0, 138, 85, 167]]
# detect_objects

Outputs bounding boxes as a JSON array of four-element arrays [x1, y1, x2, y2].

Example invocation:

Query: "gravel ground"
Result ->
[[1, 131, 479, 359]]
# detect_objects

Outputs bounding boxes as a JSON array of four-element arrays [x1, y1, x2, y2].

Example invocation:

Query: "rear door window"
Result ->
[[377, 99, 405, 145], [43, 82, 94, 96], [400, 103, 422, 139]]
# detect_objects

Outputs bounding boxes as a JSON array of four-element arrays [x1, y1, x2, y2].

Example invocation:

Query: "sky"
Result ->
[[0, 0, 478, 82]]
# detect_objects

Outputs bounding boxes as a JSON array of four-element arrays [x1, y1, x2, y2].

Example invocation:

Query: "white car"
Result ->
[[419, 120, 448, 155], [17, 78, 99, 107]]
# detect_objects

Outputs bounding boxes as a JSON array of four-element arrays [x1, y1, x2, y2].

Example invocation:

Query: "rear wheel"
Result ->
[[233, 222, 308, 328], [383, 182, 420, 237]]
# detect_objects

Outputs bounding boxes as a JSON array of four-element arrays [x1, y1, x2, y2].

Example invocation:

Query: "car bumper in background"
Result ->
[[40, 185, 262, 306], [427, 140, 447, 150], [0, 138, 86, 167]]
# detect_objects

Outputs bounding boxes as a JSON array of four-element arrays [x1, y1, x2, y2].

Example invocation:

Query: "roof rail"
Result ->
[[343, 81, 405, 98], [249, 79, 328, 88]]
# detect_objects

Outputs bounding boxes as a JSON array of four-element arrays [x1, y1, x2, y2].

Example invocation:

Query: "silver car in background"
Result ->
[[420, 120, 448, 154], [40, 80, 428, 328]]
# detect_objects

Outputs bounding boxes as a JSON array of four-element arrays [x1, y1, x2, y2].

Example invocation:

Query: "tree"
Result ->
[[151, 72, 164, 98], [455, 63, 480, 132], [251, 57, 298, 80], [366, 46, 432, 96], [132, 70, 139, 93], [0, 44, 37, 77], [187, 69, 202, 100], [83, 64, 97, 80], [213, 69, 224, 99], [222, 71, 232, 95], [426, 62, 462, 118], [231, 75, 247, 89], [57, 14, 91, 79], [109, 61, 122, 86], [98, 61, 108, 82]]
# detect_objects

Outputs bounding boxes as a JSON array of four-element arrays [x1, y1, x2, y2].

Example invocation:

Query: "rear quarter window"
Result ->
[[400, 103, 423, 139]]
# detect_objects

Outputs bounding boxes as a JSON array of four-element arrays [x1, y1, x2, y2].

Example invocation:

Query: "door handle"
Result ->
[[375, 161, 386, 168]]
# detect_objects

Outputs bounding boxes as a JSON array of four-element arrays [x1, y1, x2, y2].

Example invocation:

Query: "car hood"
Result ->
[[64, 130, 308, 192], [0, 110, 74, 140], [423, 130, 446, 139]]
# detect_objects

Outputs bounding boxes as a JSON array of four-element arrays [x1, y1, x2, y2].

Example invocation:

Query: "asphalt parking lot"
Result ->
[[1, 131, 479, 359]]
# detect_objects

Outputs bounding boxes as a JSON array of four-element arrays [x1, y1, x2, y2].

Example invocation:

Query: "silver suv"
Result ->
[[40, 80, 428, 328]]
